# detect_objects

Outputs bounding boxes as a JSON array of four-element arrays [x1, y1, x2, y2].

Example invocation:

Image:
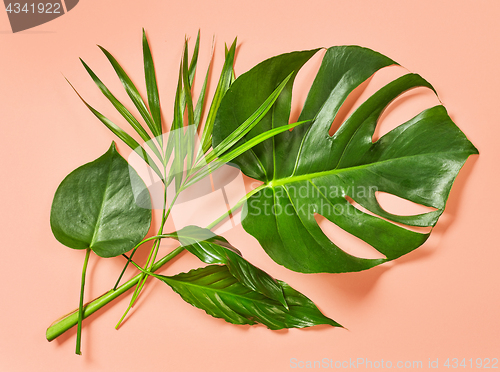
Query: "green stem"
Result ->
[[117, 189, 180, 324], [115, 184, 179, 328], [46, 246, 185, 342], [75, 248, 91, 355], [206, 184, 265, 230], [113, 234, 173, 290], [48, 168, 262, 343]]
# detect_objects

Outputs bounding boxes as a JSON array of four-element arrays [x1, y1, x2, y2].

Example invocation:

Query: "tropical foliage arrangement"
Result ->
[[47, 30, 478, 355]]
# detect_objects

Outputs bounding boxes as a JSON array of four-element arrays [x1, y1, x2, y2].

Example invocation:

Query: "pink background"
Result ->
[[0, 0, 498, 371]]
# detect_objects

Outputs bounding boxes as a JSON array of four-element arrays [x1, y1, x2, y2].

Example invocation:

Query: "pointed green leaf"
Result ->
[[159, 265, 341, 329], [193, 57, 211, 129], [142, 29, 162, 137], [188, 30, 200, 85], [67, 79, 163, 179], [80, 59, 163, 162], [213, 46, 478, 273], [206, 72, 293, 164], [167, 61, 187, 190], [225, 43, 236, 84], [170, 226, 287, 307], [199, 38, 237, 154], [182, 39, 195, 128], [50, 143, 152, 258], [182, 40, 196, 169], [99, 45, 160, 139], [184, 120, 308, 189]]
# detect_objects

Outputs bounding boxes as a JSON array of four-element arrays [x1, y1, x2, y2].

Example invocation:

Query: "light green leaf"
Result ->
[[79, 59, 163, 162], [67, 79, 163, 179], [99, 45, 160, 139], [50, 142, 152, 258], [199, 38, 237, 154], [207, 72, 293, 162], [142, 29, 162, 138], [166, 61, 187, 190], [184, 120, 308, 189], [170, 226, 287, 307], [188, 30, 200, 84]]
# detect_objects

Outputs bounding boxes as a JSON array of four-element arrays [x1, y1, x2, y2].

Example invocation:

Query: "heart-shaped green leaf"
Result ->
[[170, 226, 287, 308], [213, 46, 478, 273], [159, 265, 341, 329], [50, 142, 152, 258]]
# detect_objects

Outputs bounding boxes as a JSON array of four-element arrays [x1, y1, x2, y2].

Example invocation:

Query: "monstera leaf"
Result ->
[[213, 46, 478, 273]]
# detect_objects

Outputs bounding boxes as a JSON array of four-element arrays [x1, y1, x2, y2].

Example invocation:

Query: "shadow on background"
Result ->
[[3, 0, 79, 33]]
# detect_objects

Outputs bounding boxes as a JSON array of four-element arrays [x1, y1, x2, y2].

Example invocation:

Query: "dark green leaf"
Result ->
[[159, 265, 341, 329], [213, 46, 478, 273], [99, 45, 161, 139], [170, 226, 287, 307], [50, 143, 152, 258], [67, 79, 163, 179]]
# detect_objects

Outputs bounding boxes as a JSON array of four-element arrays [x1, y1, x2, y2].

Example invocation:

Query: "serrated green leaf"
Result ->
[[50, 142, 152, 258], [159, 265, 341, 329], [170, 226, 287, 307], [213, 46, 478, 273]]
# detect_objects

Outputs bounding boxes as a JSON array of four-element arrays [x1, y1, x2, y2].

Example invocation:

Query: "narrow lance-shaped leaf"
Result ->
[[182, 38, 195, 127], [79, 59, 163, 162], [184, 73, 299, 188], [193, 52, 211, 129], [99, 45, 161, 139], [225, 43, 236, 84], [183, 39, 196, 170], [179, 34, 200, 116], [188, 30, 200, 84], [184, 120, 308, 189], [166, 60, 187, 190], [170, 226, 287, 308], [199, 38, 237, 154], [67, 79, 163, 179], [157, 265, 341, 329], [213, 46, 478, 273], [142, 29, 162, 141], [206, 72, 293, 163]]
